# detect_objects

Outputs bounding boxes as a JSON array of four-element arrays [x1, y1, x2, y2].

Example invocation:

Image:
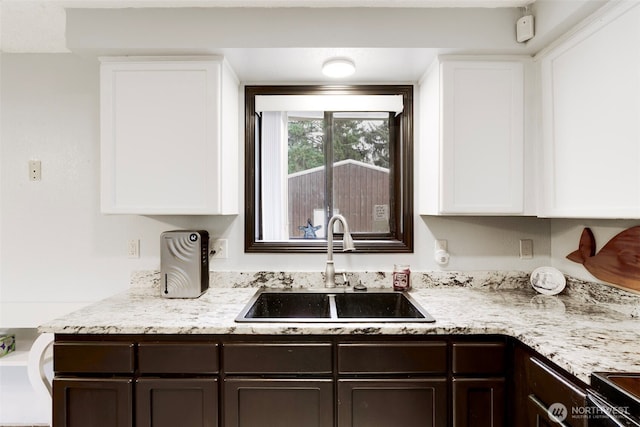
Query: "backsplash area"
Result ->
[[131, 270, 640, 318], [132, 270, 531, 290]]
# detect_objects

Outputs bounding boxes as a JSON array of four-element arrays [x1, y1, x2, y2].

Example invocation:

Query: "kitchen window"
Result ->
[[245, 85, 413, 253]]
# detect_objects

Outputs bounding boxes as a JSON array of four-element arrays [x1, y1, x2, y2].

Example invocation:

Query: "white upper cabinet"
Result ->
[[100, 56, 239, 215], [419, 57, 527, 215], [539, 2, 640, 218]]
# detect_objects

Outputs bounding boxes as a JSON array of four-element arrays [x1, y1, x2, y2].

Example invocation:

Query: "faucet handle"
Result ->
[[336, 271, 351, 287]]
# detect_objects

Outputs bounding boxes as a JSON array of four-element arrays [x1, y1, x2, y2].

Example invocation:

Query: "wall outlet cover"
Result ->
[[29, 160, 42, 181], [519, 239, 534, 259], [211, 239, 228, 259]]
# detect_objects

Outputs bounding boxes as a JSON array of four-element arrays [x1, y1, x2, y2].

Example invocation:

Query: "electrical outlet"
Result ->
[[127, 239, 140, 258], [211, 239, 228, 259], [29, 160, 41, 181], [520, 239, 533, 259]]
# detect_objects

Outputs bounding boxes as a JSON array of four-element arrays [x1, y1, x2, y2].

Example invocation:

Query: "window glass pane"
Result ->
[[332, 113, 391, 234], [287, 112, 326, 239]]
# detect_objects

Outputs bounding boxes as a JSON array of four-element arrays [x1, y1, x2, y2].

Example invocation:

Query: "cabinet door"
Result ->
[[136, 378, 218, 427], [223, 378, 333, 427], [452, 378, 505, 427], [511, 344, 531, 426], [53, 378, 132, 427], [527, 395, 569, 427], [526, 357, 587, 427], [540, 3, 640, 218], [439, 60, 524, 215], [338, 378, 447, 427], [100, 57, 238, 215]]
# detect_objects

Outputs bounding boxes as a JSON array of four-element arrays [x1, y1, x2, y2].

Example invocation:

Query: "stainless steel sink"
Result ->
[[333, 292, 428, 319], [240, 292, 331, 319], [590, 372, 640, 423], [235, 289, 435, 323]]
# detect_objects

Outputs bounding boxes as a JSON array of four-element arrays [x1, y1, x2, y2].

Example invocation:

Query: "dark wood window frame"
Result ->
[[244, 85, 413, 253]]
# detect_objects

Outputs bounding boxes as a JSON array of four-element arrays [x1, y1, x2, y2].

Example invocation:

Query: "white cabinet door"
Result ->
[[100, 56, 238, 215], [540, 2, 640, 218], [419, 58, 525, 215]]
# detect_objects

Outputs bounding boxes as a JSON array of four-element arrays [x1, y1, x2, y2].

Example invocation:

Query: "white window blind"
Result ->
[[255, 95, 404, 114]]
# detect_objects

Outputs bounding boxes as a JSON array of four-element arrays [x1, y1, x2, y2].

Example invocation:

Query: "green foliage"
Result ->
[[334, 119, 390, 169], [288, 117, 389, 174], [288, 120, 324, 174]]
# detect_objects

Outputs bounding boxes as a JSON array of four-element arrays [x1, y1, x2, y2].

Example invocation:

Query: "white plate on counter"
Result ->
[[530, 267, 566, 295]]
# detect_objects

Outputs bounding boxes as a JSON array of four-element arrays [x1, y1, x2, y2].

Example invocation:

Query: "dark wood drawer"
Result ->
[[223, 342, 333, 375], [54, 342, 135, 374], [138, 342, 219, 374], [526, 357, 587, 427], [452, 342, 505, 375], [338, 342, 447, 374]]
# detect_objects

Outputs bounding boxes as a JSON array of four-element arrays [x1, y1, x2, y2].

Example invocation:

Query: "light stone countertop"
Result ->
[[39, 270, 640, 384]]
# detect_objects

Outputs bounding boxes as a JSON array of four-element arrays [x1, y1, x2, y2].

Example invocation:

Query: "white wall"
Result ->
[[2, 54, 129, 303], [65, 7, 523, 52], [529, 0, 608, 52], [0, 52, 554, 306]]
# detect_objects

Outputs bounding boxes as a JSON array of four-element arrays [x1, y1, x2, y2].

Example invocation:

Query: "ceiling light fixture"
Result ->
[[322, 57, 356, 78]]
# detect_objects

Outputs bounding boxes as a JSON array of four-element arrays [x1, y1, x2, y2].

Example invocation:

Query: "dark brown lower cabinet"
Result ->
[[223, 378, 334, 427], [512, 342, 588, 427], [452, 378, 505, 427], [338, 378, 448, 427], [136, 378, 218, 427], [527, 357, 587, 427], [451, 340, 507, 427], [527, 394, 566, 427], [52, 334, 594, 427], [53, 378, 133, 427]]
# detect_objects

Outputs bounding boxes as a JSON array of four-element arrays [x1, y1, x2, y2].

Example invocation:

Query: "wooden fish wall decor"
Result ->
[[567, 226, 640, 292]]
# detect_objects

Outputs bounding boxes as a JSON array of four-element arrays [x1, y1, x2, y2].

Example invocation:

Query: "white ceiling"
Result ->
[[0, 0, 604, 82], [217, 47, 442, 82]]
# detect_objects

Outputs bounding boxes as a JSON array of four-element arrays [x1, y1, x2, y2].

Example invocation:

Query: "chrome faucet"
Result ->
[[325, 214, 356, 288]]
